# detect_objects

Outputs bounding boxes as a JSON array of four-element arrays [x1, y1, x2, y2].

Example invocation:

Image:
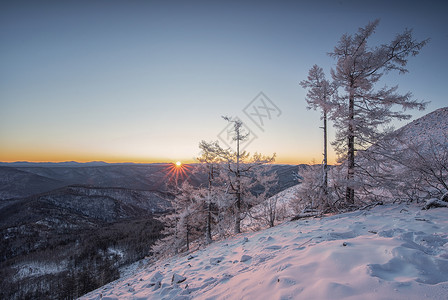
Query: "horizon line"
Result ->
[[0, 160, 314, 166]]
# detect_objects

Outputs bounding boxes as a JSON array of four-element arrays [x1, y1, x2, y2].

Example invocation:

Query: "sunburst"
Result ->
[[162, 161, 192, 186]]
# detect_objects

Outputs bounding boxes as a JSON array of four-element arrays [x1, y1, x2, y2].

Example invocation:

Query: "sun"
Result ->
[[175, 161, 182, 167]]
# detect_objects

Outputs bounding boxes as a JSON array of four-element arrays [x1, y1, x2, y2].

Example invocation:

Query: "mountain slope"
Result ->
[[0, 186, 171, 228], [395, 107, 448, 144], [0, 166, 64, 201], [0, 185, 170, 299], [80, 204, 448, 300]]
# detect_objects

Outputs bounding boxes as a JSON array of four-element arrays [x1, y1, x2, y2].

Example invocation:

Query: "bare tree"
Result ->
[[329, 20, 428, 204]]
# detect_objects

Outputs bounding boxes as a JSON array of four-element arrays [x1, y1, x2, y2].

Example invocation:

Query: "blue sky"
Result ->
[[1, 0, 447, 163]]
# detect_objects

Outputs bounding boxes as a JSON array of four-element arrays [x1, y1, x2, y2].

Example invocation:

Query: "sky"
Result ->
[[1, 0, 447, 164]]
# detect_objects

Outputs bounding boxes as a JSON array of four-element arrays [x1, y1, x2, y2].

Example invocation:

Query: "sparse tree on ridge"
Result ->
[[328, 19, 428, 204], [300, 65, 336, 206], [222, 116, 275, 234]]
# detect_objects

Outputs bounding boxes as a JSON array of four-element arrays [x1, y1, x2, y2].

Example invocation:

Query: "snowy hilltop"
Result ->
[[395, 107, 448, 145], [80, 204, 448, 300]]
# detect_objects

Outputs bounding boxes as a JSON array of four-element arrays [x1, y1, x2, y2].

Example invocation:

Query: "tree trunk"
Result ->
[[234, 189, 241, 234], [323, 108, 329, 206], [346, 90, 355, 204], [205, 166, 213, 244], [234, 126, 242, 234], [269, 201, 275, 228], [186, 223, 190, 251], [205, 201, 212, 243]]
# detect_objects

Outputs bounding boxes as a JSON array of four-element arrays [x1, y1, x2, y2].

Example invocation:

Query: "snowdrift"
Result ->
[[80, 204, 448, 300]]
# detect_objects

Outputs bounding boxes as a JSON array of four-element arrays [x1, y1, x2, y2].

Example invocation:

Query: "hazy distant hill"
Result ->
[[0, 186, 171, 228], [0, 161, 110, 168], [0, 163, 301, 200], [0, 167, 65, 201], [0, 164, 190, 200]]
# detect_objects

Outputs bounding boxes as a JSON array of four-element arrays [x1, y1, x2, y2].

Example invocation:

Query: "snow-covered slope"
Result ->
[[395, 107, 448, 145], [80, 204, 448, 300]]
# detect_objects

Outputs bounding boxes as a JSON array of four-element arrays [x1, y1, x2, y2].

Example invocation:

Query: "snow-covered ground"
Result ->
[[80, 204, 448, 300]]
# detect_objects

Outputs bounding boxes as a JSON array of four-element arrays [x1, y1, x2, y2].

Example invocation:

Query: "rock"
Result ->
[[172, 273, 187, 284], [264, 245, 281, 250], [152, 281, 161, 291], [210, 256, 225, 265], [150, 271, 164, 283], [242, 237, 249, 243], [240, 255, 252, 262]]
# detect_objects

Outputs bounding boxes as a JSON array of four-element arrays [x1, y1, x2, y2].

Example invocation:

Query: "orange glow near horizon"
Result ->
[[0, 154, 337, 166], [0, 147, 337, 166]]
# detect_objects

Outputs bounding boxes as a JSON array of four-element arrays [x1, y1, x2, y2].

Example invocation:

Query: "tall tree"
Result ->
[[222, 116, 275, 233], [300, 65, 336, 202], [329, 20, 428, 204]]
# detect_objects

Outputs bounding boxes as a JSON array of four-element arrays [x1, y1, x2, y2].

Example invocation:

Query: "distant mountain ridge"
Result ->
[[0, 163, 191, 200], [0, 163, 301, 201], [0, 166, 64, 200], [0, 161, 111, 167]]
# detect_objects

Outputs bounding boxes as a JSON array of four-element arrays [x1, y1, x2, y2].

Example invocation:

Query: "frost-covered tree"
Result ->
[[248, 168, 280, 228], [399, 136, 448, 198], [375, 133, 448, 202], [291, 164, 328, 214], [152, 181, 205, 256], [300, 65, 336, 200], [222, 116, 275, 233], [196, 140, 226, 243], [329, 20, 428, 204], [223, 151, 276, 233]]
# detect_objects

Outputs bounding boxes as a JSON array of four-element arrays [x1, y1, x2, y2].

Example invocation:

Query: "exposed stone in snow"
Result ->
[[149, 271, 163, 284], [240, 255, 252, 262], [171, 273, 186, 284], [209, 256, 224, 265]]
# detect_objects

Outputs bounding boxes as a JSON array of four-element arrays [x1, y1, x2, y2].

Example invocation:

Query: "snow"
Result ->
[[15, 261, 68, 280], [80, 204, 448, 300], [396, 107, 448, 145]]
